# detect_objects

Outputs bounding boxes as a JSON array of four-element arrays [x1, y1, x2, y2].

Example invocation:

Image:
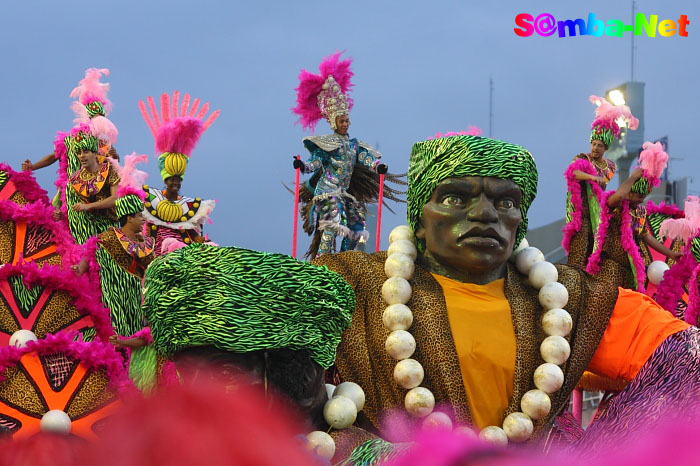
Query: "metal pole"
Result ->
[[631, 1, 636, 81], [489, 77, 494, 138]]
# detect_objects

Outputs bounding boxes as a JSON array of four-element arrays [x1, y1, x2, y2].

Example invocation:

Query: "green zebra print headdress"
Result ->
[[142, 244, 355, 369], [407, 135, 538, 253]]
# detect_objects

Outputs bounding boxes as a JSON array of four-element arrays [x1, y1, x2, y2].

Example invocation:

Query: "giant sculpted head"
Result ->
[[407, 135, 538, 284]]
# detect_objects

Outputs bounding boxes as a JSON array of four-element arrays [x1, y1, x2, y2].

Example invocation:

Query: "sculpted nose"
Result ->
[[466, 194, 498, 223]]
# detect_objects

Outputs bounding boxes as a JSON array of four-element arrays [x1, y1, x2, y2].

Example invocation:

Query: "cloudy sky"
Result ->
[[2, 0, 698, 256]]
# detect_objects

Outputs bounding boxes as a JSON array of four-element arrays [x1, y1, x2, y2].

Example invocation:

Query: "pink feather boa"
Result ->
[[620, 200, 647, 293], [0, 163, 49, 204], [685, 264, 700, 325], [0, 200, 82, 265], [645, 200, 684, 218], [563, 158, 604, 253], [0, 261, 114, 341], [122, 327, 152, 345], [585, 191, 614, 275], [0, 330, 136, 395], [654, 249, 697, 312]]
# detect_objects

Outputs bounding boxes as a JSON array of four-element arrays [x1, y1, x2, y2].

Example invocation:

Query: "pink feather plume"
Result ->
[[89, 115, 118, 145], [180, 93, 190, 117], [69, 68, 112, 114], [589, 95, 639, 138], [155, 117, 203, 156], [292, 51, 354, 132], [116, 153, 149, 199], [660, 195, 700, 244], [636, 141, 668, 186]]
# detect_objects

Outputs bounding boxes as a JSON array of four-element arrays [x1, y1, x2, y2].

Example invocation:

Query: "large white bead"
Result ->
[[333, 382, 365, 412], [515, 247, 544, 275], [404, 387, 435, 418], [381, 277, 412, 305], [325, 383, 336, 400], [40, 410, 71, 434], [520, 389, 552, 420], [534, 363, 565, 393], [384, 253, 415, 280], [389, 226, 415, 244], [540, 336, 571, 365], [514, 238, 529, 255], [538, 282, 569, 310], [388, 239, 418, 261], [385, 330, 416, 360], [528, 261, 558, 289], [382, 304, 414, 331], [541, 308, 573, 337], [305, 431, 336, 460], [323, 396, 357, 429], [9, 329, 38, 348], [502, 412, 534, 443], [479, 426, 508, 445], [422, 411, 453, 431], [647, 260, 670, 285], [393, 358, 424, 389]]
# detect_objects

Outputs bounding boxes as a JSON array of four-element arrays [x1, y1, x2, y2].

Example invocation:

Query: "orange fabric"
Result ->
[[432, 274, 516, 429], [588, 287, 689, 381]]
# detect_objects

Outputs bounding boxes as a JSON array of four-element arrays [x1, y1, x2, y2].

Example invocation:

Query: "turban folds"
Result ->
[[407, 135, 538, 252]]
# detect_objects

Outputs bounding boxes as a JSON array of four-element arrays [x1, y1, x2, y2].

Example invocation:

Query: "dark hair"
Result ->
[[118, 215, 131, 227]]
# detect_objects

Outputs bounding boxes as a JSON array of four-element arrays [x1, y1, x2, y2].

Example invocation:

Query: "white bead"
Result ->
[[382, 304, 414, 331], [534, 363, 565, 394], [384, 253, 415, 280], [393, 358, 424, 389], [389, 225, 415, 244], [479, 426, 508, 445], [40, 410, 71, 434], [528, 261, 558, 289], [502, 412, 534, 443], [387, 239, 418, 261], [323, 396, 357, 429], [540, 336, 571, 365], [404, 387, 435, 418], [333, 382, 365, 412], [541, 308, 573, 337], [305, 431, 336, 460], [382, 277, 412, 305], [538, 282, 569, 310], [647, 260, 670, 285], [421, 411, 453, 431], [385, 330, 416, 360], [515, 247, 544, 275], [520, 389, 552, 420], [514, 238, 529, 255], [9, 330, 38, 348], [325, 383, 336, 400]]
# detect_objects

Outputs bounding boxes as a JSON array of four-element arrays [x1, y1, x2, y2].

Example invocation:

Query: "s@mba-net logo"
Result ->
[[514, 12, 689, 38]]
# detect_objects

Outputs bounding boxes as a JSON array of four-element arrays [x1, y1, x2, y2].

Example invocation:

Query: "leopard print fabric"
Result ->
[[314, 249, 624, 441]]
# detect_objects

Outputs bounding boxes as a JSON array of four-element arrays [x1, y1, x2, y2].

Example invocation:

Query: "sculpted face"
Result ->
[[416, 176, 522, 284]]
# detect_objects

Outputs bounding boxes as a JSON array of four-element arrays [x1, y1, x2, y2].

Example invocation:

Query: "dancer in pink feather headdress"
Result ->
[[291, 52, 404, 258], [562, 95, 639, 270], [138, 91, 219, 255]]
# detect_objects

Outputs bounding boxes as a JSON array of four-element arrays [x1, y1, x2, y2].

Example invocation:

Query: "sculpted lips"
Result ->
[[458, 227, 505, 247]]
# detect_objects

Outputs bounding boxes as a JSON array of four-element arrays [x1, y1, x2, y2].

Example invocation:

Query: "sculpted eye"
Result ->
[[497, 199, 515, 209], [441, 195, 464, 206]]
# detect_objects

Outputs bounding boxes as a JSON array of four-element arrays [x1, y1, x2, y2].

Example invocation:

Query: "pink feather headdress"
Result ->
[[429, 126, 483, 139], [636, 141, 668, 188], [660, 195, 700, 245], [115, 153, 149, 200], [138, 91, 220, 156], [292, 52, 354, 132], [69, 68, 118, 145], [589, 94, 639, 138]]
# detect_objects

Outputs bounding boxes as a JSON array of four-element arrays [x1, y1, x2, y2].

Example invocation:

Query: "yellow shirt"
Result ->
[[431, 274, 516, 429]]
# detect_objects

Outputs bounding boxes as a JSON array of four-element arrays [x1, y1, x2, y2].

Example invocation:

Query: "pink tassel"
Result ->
[[147, 96, 161, 128], [585, 191, 614, 275], [180, 93, 190, 117], [172, 91, 180, 119], [161, 93, 171, 122], [189, 98, 201, 117], [138, 100, 157, 138], [196, 102, 210, 119], [202, 109, 220, 131]]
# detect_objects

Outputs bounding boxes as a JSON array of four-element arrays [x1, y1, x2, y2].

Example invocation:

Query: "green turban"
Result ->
[[115, 194, 144, 219], [590, 125, 613, 148], [407, 135, 538, 253]]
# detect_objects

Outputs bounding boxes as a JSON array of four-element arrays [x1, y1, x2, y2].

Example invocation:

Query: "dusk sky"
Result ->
[[2, 1, 698, 256]]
